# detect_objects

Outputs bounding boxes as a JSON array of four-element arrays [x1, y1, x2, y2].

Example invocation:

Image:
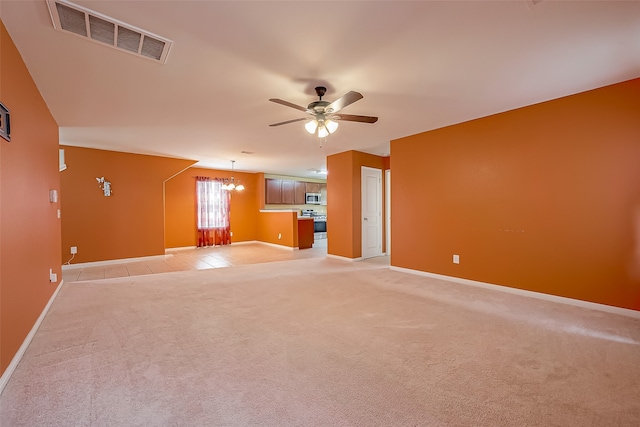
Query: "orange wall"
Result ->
[[327, 152, 355, 258], [60, 146, 195, 263], [257, 173, 265, 210], [391, 78, 640, 311], [0, 22, 61, 374], [327, 150, 386, 258], [257, 211, 299, 248], [165, 167, 260, 248]]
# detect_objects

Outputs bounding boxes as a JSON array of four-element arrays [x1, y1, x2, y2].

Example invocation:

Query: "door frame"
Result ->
[[385, 169, 390, 256], [361, 166, 382, 259]]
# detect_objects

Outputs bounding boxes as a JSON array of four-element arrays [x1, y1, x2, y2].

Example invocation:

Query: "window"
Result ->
[[196, 177, 231, 246]]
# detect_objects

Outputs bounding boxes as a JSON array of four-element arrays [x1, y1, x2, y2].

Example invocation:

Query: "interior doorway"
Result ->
[[361, 166, 382, 259], [385, 169, 390, 256]]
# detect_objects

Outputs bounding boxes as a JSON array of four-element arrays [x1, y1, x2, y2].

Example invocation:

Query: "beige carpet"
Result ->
[[1, 257, 639, 426]]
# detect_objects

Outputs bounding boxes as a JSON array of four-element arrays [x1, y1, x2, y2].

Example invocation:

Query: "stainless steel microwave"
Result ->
[[305, 192, 321, 204]]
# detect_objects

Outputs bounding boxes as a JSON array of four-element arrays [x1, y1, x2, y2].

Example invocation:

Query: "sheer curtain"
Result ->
[[196, 177, 231, 247]]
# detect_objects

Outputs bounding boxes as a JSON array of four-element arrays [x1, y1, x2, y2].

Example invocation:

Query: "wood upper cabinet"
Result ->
[[294, 181, 307, 205], [306, 182, 321, 193], [266, 178, 326, 205], [265, 178, 282, 204], [281, 179, 295, 204]]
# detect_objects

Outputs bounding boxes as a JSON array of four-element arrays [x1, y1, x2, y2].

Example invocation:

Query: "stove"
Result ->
[[301, 210, 327, 235], [313, 215, 326, 234]]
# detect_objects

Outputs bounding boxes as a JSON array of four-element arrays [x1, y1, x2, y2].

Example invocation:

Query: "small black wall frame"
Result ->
[[0, 102, 10, 142]]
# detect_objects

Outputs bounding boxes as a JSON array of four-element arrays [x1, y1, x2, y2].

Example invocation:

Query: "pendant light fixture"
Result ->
[[221, 160, 244, 191]]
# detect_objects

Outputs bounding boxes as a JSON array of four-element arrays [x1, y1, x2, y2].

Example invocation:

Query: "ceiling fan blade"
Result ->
[[269, 117, 308, 127], [325, 91, 363, 113], [269, 98, 309, 112], [332, 113, 378, 124]]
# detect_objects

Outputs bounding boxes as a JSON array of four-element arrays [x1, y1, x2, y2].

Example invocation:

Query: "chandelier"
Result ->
[[221, 160, 244, 191]]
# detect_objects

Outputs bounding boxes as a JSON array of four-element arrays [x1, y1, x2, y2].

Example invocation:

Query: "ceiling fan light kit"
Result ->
[[306, 118, 338, 138], [317, 125, 329, 138], [269, 86, 378, 139], [304, 120, 318, 134]]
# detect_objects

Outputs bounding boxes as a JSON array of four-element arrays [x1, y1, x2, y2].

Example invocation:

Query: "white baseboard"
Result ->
[[228, 240, 258, 246], [62, 254, 168, 270], [166, 241, 296, 251], [166, 241, 262, 252], [256, 241, 297, 251], [327, 254, 364, 262], [390, 266, 640, 319], [165, 246, 197, 252], [0, 280, 65, 395]]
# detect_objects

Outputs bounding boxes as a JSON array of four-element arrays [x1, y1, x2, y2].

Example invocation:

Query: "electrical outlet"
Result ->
[[278, 233, 282, 240], [49, 269, 57, 283], [70, 246, 78, 255], [230, 231, 233, 237], [453, 254, 460, 264]]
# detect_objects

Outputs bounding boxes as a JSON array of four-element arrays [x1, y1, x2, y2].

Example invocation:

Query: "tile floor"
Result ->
[[62, 242, 330, 283]]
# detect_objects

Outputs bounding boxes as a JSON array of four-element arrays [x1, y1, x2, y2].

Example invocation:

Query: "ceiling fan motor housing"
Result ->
[[308, 100, 330, 113]]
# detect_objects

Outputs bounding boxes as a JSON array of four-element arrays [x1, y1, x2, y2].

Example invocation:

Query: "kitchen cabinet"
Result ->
[[294, 181, 307, 204], [298, 218, 314, 249], [265, 178, 326, 205], [281, 179, 295, 204], [305, 182, 321, 194], [265, 179, 282, 204]]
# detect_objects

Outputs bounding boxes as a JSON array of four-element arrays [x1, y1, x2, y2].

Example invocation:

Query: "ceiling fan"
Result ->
[[269, 86, 378, 138]]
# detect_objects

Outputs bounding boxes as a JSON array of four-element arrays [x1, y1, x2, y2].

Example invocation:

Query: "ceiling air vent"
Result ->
[[46, 0, 172, 64]]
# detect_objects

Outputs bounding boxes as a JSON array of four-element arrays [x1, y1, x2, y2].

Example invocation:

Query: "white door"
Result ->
[[362, 166, 382, 259], [385, 169, 391, 256]]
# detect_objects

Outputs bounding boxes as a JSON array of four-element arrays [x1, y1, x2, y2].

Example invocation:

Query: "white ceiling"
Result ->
[[1, 0, 639, 178]]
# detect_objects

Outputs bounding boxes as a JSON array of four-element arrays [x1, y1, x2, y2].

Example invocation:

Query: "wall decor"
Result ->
[[0, 102, 10, 141], [96, 177, 112, 196]]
